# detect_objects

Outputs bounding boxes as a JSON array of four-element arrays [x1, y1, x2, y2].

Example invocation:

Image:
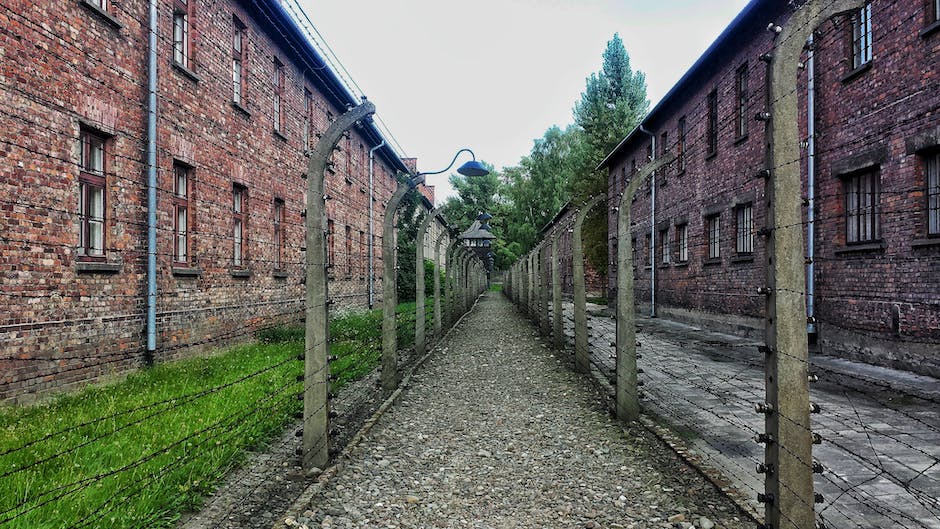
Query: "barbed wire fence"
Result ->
[[505, 1, 940, 528], [0, 95, 483, 529]]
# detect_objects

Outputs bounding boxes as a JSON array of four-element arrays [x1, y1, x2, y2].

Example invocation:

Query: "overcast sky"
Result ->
[[296, 0, 752, 203]]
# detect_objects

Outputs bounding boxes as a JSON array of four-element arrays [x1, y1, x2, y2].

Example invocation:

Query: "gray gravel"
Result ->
[[287, 291, 752, 528]]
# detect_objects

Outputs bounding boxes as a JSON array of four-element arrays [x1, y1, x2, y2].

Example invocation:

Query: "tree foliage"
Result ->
[[437, 34, 647, 281]]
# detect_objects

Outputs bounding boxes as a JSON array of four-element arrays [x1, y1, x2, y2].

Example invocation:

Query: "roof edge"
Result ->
[[597, 0, 768, 171]]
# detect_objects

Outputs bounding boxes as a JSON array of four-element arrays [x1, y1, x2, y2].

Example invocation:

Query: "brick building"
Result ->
[[0, 0, 435, 402], [601, 0, 940, 376], [540, 203, 606, 298]]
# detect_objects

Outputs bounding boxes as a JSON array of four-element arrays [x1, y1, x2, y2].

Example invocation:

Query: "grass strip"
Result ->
[[0, 299, 435, 529]]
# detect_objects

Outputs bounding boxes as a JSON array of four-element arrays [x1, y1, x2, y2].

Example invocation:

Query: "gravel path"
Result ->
[[287, 291, 752, 529]]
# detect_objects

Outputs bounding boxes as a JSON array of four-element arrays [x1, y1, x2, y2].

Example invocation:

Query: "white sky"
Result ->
[[297, 0, 752, 203]]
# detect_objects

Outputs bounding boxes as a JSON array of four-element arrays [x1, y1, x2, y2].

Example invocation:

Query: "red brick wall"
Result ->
[[605, 0, 940, 375], [0, 0, 403, 402], [543, 207, 606, 298]]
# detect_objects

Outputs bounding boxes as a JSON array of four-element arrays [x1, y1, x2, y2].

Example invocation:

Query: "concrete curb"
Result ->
[[270, 292, 486, 529]]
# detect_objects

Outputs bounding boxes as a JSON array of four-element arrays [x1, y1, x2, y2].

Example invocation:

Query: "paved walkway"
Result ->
[[555, 302, 940, 529], [285, 291, 752, 529]]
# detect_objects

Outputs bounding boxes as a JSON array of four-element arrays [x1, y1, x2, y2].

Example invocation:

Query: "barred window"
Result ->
[[273, 199, 284, 270], [233, 184, 247, 266], [706, 89, 718, 157], [735, 64, 748, 139], [851, 3, 873, 69], [676, 224, 688, 262], [844, 169, 880, 244], [303, 89, 313, 151], [677, 117, 686, 173], [327, 219, 335, 273], [706, 214, 721, 259], [172, 0, 191, 68], [345, 225, 352, 278], [735, 203, 753, 255], [173, 164, 190, 264], [79, 129, 107, 258], [232, 17, 247, 105], [659, 228, 670, 264], [927, 153, 939, 236], [273, 59, 284, 133]]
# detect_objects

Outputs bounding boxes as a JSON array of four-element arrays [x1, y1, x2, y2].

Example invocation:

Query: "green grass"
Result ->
[[0, 299, 436, 529], [489, 283, 503, 292], [586, 296, 608, 306]]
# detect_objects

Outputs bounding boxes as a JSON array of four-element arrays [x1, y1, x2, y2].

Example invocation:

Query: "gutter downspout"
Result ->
[[368, 141, 386, 309], [639, 125, 656, 318], [146, 0, 158, 363], [807, 34, 817, 338]]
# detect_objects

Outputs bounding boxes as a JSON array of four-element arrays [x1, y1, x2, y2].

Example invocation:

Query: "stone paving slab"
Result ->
[[548, 302, 940, 529]]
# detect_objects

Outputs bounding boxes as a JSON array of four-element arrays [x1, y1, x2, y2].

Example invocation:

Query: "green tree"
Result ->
[[571, 33, 648, 275], [571, 32, 649, 201], [395, 175, 423, 302]]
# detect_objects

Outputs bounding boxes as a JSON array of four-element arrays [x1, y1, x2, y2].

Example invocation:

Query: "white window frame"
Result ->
[[928, 152, 939, 236], [676, 224, 688, 262], [172, 0, 190, 68], [735, 203, 753, 255], [852, 3, 873, 69], [707, 214, 721, 260]]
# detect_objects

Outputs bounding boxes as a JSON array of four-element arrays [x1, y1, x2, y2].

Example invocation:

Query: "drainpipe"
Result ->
[[807, 34, 817, 338], [368, 140, 386, 308], [639, 125, 656, 318], [145, 0, 158, 362]]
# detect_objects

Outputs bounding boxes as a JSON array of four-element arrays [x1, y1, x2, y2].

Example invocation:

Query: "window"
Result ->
[[735, 64, 748, 139], [677, 117, 686, 173], [934, 0, 940, 23], [303, 89, 313, 151], [631, 237, 639, 272], [644, 233, 651, 267], [357, 143, 364, 175], [928, 153, 939, 236], [735, 203, 753, 255], [706, 214, 721, 259], [345, 225, 352, 278], [345, 135, 352, 180], [676, 224, 688, 262], [273, 199, 284, 270], [660, 132, 668, 175], [844, 170, 880, 243], [707, 89, 718, 157], [91, 0, 107, 8], [327, 219, 335, 272], [172, 0, 191, 68], [659, 228, 669, 264], [173, 164, 190, 264], [359, 230, 366, 279], [851, 3, 873, 69], [232, 17, 246, 105], [233, 184, 247, 266], [273, 59, 284, 133], [79, 129, 107, 258]]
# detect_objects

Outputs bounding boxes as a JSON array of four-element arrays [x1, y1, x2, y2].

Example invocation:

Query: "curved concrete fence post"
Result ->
[[415, 208, 440, 357], [616, 152, 674, 423], [761, 3, 863, 527], [551, 225, 563, 349], [303, 100, 375, 469], [573, 195, 605, 374], [433, 231, 448, 339]]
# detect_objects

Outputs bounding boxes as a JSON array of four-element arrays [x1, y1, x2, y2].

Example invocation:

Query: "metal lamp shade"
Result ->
[[457, 160, 489, 177]]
